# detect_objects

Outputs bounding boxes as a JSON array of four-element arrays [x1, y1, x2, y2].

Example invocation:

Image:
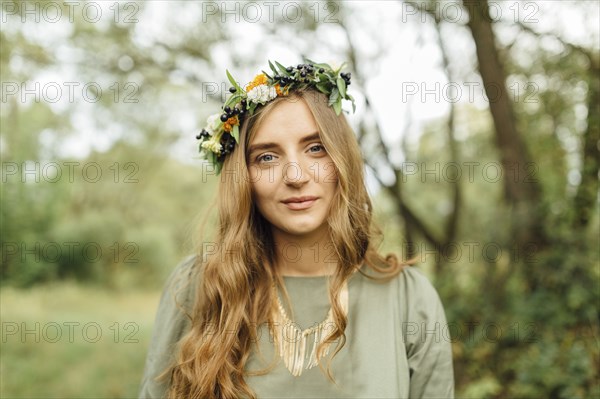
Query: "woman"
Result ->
[[138, 60, 454, 398]]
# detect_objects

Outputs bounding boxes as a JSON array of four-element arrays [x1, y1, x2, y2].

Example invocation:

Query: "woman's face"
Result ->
[[247, 98, 338, 240]]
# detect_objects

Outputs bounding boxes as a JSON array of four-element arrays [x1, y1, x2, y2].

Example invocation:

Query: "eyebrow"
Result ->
[[248, 132, 321, 155]]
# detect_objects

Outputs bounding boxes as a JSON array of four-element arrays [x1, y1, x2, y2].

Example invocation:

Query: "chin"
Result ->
[[282, 224, 319, 235], [280, 219, 327, 236]]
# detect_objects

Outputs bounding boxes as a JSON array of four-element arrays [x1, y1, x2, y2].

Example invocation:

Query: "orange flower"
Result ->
[[275, 83, 290, 96], [245, 74, 268, 92], [223, 116, 239, 132]]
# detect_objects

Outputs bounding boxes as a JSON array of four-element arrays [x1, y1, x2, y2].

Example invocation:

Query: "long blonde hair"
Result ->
[[163, 88, 416, 398]]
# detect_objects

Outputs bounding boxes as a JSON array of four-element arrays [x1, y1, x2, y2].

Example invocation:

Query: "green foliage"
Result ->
[[0, 282, 158, 398], [379, 33, 599, 396], [1, 142, 212, 289]]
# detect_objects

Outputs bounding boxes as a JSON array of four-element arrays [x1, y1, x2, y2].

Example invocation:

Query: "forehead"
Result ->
[[251, 98, 319, 144]]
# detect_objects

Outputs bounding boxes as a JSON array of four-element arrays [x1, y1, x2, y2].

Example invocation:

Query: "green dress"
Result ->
[[138, 255, 454, 398]]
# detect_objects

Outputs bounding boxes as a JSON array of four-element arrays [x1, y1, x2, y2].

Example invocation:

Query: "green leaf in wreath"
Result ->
[[333, 99, 342, 115], [231, 124, 239, 143], [224, 93, 242, 108], [328, 87, 340, 106], [333, 62, 347, 75], [261, 70, 273, 80], [226, 70, 243, 92], [316, 82, 331, 94], [304, 57, 332, 71], [337, 77, 346, 97], [268, 60, 278, 75], [274, 60, 291, 76], [208, 150, 216, 166]]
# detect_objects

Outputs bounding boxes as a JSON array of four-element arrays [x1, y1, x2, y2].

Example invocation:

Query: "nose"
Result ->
[[282, 159, 311, 186]]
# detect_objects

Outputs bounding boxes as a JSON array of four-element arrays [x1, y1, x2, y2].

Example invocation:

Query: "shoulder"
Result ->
[[396, 267, 455, 397], [396, 265, 441, 300], [395, 265, 448, 325], [148, 253, 203, 359], [159, 254, 202, 315], [165, 253, 200, 287], [138, 254, 202, 398]]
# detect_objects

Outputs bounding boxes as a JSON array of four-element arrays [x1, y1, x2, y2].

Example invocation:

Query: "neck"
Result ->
[[271, 228, 337, 277]]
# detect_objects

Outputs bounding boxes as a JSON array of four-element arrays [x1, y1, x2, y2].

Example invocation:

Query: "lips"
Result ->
[[281, 196, 318, 210], [282, 196, 318, 204]]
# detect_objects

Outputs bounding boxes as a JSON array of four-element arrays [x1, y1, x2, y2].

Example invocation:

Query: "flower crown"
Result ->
[[196, 58, 356, 175]]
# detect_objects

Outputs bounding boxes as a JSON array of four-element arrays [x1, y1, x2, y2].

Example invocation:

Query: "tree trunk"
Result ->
[[463, 0, 547, 248], [573, 69, 599, 228]]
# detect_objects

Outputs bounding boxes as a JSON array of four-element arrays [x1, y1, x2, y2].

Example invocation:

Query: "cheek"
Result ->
[[248, 163, 262, 178], [318, 158, 338, 185], [250, 176, 276, 208]]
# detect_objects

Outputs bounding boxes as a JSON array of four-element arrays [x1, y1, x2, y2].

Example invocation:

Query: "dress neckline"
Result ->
[[281, 263, 366, 279], [282, 274, 332, 279]]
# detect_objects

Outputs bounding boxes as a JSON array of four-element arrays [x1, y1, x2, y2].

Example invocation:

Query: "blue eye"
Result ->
[[257, 153, 275, 163], [310, 144, 325, 153]]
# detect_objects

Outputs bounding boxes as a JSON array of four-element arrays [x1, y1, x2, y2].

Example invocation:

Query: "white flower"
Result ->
[[201, 138, 222, 155], [205, 113, 222, 135], [247, 84, 277, 104]]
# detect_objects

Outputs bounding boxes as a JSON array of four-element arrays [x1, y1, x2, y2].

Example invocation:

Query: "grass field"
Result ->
[[1, 282, 161, 398]]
